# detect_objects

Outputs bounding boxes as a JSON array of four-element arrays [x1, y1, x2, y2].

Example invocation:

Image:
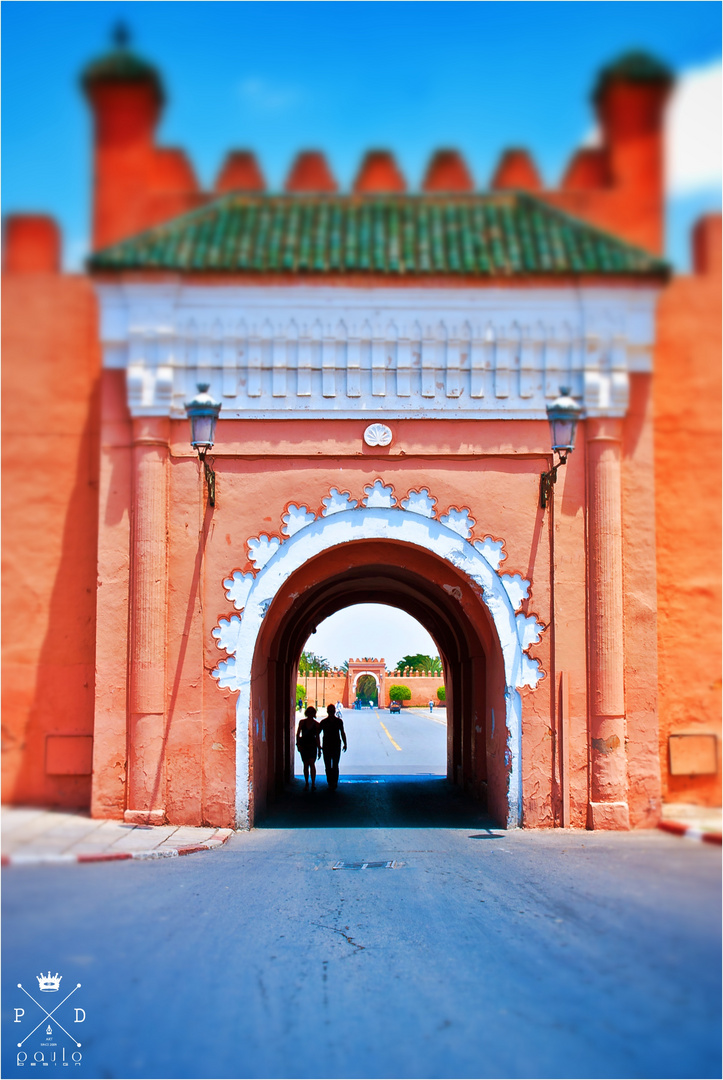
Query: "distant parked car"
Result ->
[[389, 701, 401, 714]]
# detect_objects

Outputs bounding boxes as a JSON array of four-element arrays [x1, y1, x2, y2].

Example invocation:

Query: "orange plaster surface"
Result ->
[[622, 375, 662, 826], [2, 271, 100, 808], [654, 248, 722, 807], [0, 256, 666, 830], [85, 397, 663, 829], [193, 435, 555, 826], [1, 51, 685, 828]]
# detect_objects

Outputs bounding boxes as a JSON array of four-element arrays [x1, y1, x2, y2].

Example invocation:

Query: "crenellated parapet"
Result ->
[[82, 39, 673, 257]]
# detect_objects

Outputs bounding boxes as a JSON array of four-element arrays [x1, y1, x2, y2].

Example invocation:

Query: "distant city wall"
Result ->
[[295, 670, 445, 709]]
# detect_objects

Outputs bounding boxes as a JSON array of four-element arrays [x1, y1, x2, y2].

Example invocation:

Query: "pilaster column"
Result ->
[[125, 417, 169, 825], [586, 418, 630, 829]]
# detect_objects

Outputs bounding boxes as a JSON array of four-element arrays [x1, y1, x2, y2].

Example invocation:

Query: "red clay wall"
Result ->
[[654, 218, 722, 806], [295, 673, 446, 710], [385, 676, 445, 708], [2, 257, 101, 808], [297, 676, 347, 709]]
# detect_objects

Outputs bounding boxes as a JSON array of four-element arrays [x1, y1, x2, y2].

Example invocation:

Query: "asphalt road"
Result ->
[[2, 785, 720, 1080], [295, 706, 447, 779]]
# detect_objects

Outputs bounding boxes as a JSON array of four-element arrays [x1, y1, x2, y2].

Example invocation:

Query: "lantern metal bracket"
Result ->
[[539, 450, 569, 510], [198, 448, 216, 508]]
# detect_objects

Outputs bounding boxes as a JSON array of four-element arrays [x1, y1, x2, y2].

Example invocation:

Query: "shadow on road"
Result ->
[[259, 775, 502, 830]]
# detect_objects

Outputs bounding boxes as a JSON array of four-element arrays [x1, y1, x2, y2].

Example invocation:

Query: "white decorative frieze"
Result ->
[[96, 284, 659, 420]]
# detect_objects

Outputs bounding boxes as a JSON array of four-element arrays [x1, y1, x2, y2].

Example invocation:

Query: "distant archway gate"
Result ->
[[351, 672, 381, 694], [211, 498, 546, 830]]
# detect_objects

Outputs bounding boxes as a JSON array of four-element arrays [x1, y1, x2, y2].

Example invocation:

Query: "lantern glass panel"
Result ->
[[190, 414, 216, 449], [550, 416, 576, 453]]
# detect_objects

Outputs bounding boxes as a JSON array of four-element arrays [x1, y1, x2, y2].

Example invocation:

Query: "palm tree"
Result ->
[[298, 651, 330, 675]]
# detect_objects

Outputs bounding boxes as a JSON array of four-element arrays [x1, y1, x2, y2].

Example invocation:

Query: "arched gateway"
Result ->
[[89, 185, 665, 833], [210, 494, 545, 828]]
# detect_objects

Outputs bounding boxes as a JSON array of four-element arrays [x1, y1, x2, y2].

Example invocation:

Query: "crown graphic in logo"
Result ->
[[36, 972, 62, 992]]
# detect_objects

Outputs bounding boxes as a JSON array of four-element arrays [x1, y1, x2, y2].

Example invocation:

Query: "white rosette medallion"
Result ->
[[363, 423, 393, 448]]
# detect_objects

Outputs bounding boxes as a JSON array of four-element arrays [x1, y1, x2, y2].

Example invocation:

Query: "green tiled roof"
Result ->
[[88, 193, 669, 278]]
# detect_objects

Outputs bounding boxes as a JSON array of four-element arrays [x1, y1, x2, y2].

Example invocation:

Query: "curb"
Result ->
[[1, 832, 233, 867], [658, 821, 722, 846]]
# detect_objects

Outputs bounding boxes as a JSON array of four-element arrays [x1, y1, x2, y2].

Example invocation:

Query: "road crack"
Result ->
[[313, 922, 366, 952]]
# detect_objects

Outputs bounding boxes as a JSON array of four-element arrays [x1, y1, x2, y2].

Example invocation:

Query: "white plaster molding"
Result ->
[[281, 505, 316, 537], [209, 479, 548, 830], [95, 283, 660, 420], [248, 535, 281, 570], [362, 480, 396, 508], [473, 537, 506, 572], [321, 488, 358, 515], [223, 571, 254, 611], [439, 507, 476, 539], [211, 615, 243, 655], [500, 573, 530, 612], [401, 488, 437, 517]]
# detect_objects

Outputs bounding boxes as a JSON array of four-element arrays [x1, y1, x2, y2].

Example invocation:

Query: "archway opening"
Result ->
[[245, 537, 510, 827], [295, 603, 448, 780]]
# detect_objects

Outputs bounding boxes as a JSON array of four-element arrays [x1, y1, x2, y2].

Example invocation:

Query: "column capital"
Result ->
[[585, 416, 623, 444], [132, 415, 170, 448]]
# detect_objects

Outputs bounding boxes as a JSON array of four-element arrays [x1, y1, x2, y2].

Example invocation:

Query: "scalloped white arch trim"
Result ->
[[216, 507, 540, 830]]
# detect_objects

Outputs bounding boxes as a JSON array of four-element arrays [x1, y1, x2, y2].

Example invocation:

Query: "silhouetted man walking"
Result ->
[[319, 704, 347, 790]]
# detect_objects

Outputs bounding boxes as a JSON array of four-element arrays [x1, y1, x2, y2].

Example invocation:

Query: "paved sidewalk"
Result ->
[[1, 806, 233, 865], [404, 706, 448, 722], [660, 802, 722, 844]]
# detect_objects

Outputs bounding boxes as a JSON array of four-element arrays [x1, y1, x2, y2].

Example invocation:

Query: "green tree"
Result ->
[[437, 686, 446, 702], [388, 684, 412, 702], [298, 651, 330, 674], [395, 653, 442, 674], [355, 674, 378, 704], [296, 684, 307, 705]]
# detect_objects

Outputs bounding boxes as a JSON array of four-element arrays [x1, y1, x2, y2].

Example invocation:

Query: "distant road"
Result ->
[[296, 706, 447, 778]]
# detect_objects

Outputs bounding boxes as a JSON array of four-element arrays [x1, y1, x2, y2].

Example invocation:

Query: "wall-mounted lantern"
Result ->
[[540, 387, 584, 509], [184, 383, 221, 507]]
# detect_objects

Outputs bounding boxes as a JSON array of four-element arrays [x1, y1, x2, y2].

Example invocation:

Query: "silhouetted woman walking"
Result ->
[[296, 706, 321, 790]]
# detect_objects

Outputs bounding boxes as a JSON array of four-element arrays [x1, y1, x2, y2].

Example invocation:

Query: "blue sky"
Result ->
[[3, 2, 720, 667], [3, 1, 721, 271]]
